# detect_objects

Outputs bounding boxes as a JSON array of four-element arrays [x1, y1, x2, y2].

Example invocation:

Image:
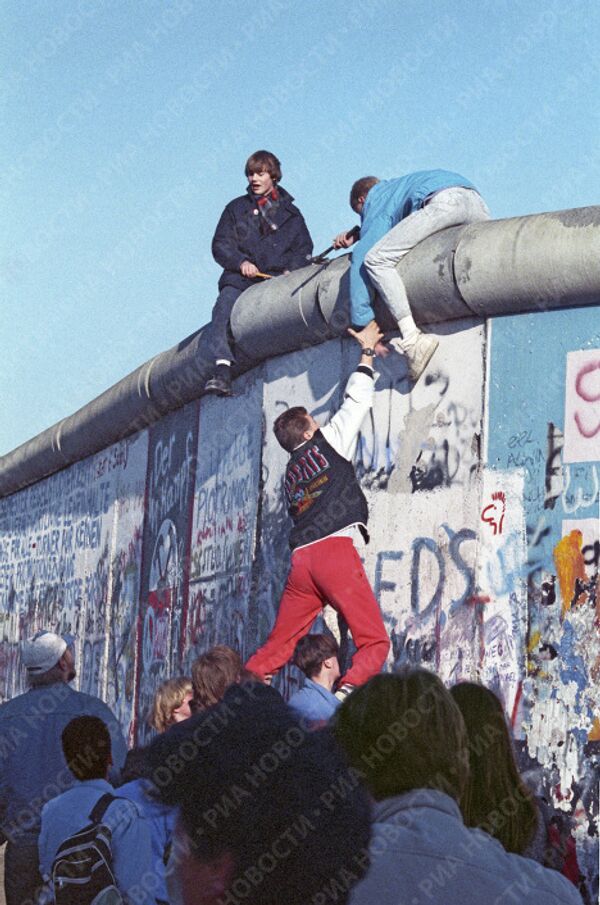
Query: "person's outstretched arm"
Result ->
[[321, 321, 382, 460]]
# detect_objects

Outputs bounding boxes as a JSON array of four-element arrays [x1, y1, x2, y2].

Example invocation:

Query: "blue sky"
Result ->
[[2, 0, 600, 454]]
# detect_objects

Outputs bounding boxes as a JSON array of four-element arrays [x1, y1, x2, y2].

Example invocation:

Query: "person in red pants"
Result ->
[[246, 321, 390, 697]]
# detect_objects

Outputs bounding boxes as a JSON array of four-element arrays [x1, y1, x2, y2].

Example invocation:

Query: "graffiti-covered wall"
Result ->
[[0, 308, 598, 897]]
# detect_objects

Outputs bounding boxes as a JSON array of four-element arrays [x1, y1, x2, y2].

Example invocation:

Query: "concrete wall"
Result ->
[[0, 309, 598, 896]]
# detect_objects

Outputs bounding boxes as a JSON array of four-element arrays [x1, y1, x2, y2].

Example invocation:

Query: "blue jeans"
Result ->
[[208, 285, 243, 363]]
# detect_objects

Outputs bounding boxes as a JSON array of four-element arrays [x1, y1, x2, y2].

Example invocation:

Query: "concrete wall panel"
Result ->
[[486, 305, 600, 895], [353, 318, 485, 490], [362, 484, 481, 678], [0, 432, 148, 742], [135, 403, 198, 743], [475, 467, 528, 721], [184, 372, 263, 667]]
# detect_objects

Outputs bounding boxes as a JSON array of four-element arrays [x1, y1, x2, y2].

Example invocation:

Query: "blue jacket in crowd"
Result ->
[[350, 169, 478, 325], [212, 185, 313, 292], [348, 789, 582, 905], [119, 777, 177, 905], [287, 678, 340, 726], [38, 778, 153, 905]]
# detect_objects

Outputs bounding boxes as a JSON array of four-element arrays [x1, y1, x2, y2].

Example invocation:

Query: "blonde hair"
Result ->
[[149, 676, 193, 733]]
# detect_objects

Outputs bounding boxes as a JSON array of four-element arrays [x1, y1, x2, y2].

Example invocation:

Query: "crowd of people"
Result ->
[[0, 629, 587, 905], [0, 152, 589, 903]]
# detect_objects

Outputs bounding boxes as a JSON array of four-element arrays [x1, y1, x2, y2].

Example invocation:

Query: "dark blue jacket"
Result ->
[[212, 186, 313, 291]]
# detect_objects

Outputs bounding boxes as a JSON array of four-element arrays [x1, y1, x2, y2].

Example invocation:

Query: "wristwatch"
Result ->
[[362, 347, 376, 357]]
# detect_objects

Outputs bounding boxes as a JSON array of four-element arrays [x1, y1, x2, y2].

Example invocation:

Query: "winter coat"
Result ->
[[348, 790, 583, 905], [212, 186, 313, 291]]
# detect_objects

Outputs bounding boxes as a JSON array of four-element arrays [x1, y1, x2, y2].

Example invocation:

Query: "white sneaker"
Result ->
[[398, 331, 439, 382], [334, 683, 355, 702]]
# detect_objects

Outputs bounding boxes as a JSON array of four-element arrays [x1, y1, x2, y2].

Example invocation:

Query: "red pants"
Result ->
[[246, 536, 390, 687]]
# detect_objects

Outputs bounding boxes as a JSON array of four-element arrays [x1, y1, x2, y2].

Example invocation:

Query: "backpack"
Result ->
[[51, 792, 124, 905]]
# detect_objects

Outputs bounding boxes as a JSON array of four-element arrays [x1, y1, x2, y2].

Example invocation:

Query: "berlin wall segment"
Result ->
[[184, 372, 263, 672], [135, 402, 198, 745], [0, 308, 599, 900], [486, 306, 600, 900], [0, 433, 148, 745]]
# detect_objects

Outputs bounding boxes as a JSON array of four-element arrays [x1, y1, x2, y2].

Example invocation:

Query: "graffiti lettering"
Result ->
[[506, 446, 544, 472], [94, 441, 129, 478], [575, 358, 600, 403], [148, 430, 194, 535], [564, 348, 600, 463], [447, 527, 477, 610], [508, 429, 534, 448], [561, 464, 599, 514], [374, 550, 402, 605], [544, 422, 564, 510], [481, 491, 506, 535], [410, 537, 445, 620]]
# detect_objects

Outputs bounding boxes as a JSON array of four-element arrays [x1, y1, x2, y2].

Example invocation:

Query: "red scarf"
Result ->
[[256, 188, 280, 233]]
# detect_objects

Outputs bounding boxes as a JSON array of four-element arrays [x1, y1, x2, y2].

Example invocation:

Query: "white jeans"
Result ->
[[364, 187, 491, 323]]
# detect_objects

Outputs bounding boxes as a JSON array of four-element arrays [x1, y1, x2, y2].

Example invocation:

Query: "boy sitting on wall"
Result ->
[[203, 150, 313, 397]]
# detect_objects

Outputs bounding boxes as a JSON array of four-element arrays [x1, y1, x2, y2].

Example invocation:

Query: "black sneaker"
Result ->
[[203, 374, 233, 397]]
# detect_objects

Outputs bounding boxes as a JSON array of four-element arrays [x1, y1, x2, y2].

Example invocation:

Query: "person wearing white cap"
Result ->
[[0, 630, 128, 905], [20, 630, 76, 679]]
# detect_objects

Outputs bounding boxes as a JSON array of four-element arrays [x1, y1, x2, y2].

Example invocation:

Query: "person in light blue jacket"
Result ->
[[39, 716, 153, 904], [118, 748, 178, 905], [334, 170, 490, 382], [287, 633, 342, 727]]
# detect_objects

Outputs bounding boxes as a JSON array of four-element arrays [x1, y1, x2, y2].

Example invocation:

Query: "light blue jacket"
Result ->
[[350, 169, 478, 325], [38, 778, 154, 904], [348, 789, 582, 905], [287, 678, 340, 725], [0, 683, 127, 842], [118, 778, 177, 904]]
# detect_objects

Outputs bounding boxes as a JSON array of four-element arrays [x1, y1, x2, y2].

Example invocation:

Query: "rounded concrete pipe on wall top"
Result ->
[[230, 265, 334, 360], [453, 207, 600, 316], [3, 204, 600, 499]]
